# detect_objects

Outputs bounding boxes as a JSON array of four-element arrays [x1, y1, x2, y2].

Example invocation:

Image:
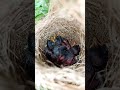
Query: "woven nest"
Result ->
[[86, 0, 120, 89], [35, 0, 85, 90], [0, 0, 34, 90]]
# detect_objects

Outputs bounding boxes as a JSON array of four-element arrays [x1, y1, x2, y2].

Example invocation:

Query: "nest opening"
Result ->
[[36, 17, 85, 68]]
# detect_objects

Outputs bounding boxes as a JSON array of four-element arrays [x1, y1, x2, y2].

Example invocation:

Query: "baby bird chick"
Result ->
[[55, 36, 63, 46], [44, 36, 80, 67], [62, 50, 77, 66], [55, 36, 71, 49], [53, 45, 67, 57], [55, 46, 77, 66]]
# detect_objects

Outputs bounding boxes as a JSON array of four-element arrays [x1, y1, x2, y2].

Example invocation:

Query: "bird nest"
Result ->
[[35, 0, 85, 90], [0, 1, 34, 90], [86, 0, 120, 90]]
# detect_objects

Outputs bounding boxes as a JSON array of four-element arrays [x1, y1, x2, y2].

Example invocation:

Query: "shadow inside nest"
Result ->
[[21, 32, 35, 82], [86, 44, 108, 90]]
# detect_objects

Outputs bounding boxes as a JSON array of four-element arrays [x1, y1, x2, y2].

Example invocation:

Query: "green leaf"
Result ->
[[35, 0, 49, 23]]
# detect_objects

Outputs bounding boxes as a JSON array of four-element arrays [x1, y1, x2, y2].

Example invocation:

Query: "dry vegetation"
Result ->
[[86, 0, 120, 90], [0, 0, 34, 90], [35, 0, 85, 90], [0, 0, 119, 90]]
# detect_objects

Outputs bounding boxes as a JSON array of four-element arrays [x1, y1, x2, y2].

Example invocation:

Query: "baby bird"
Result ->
[[53, 45, 79, 66], [61, 45, 80, 66], [47, 40, 55, 50], [44, 47, 56, 61], [44, 36, 80, 67], [55, 36, 71, 49], [62, 50, 77, 66], [53, 45, 67, 57], [55, 36, 63, 46], [53, 46, 68, 65]]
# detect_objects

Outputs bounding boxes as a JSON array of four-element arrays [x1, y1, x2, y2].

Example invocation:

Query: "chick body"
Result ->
[[44, 36, 80, 67], [47, 40, 55, 50], [70, 45, 80, 56], [55, 36, 71, 49]]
